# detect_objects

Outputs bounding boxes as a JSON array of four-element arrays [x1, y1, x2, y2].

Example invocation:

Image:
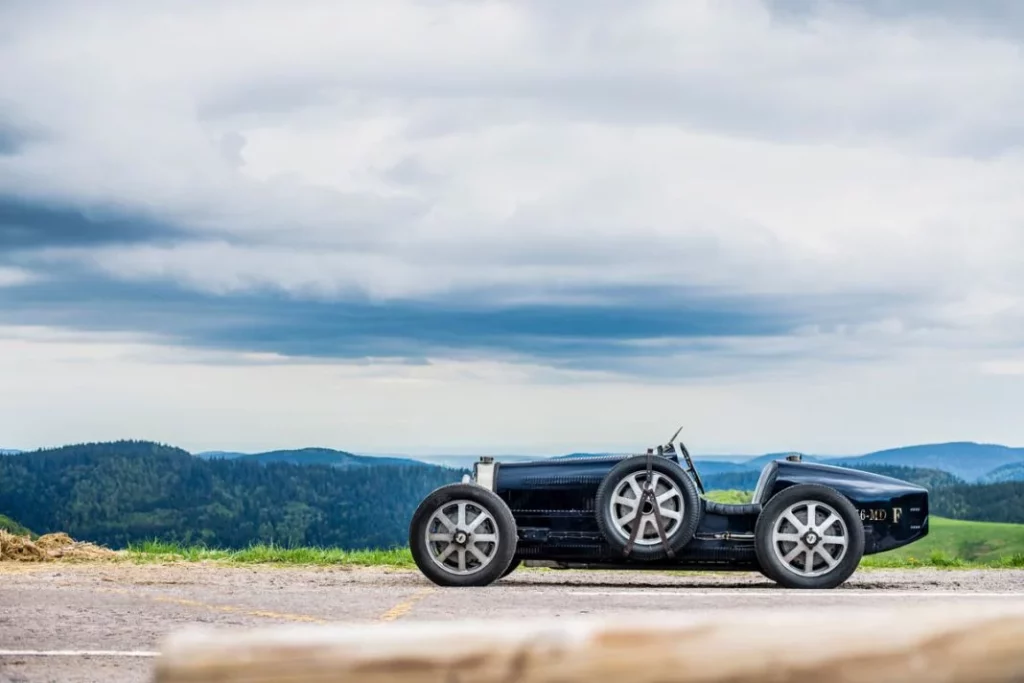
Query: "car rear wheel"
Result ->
[[594, 455, 701, 560], [409, 483, 518, 587], [755, 484, 864, 589]]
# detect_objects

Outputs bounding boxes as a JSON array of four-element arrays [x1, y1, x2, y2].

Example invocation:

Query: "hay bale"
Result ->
[[57, 541, 117, 561], [0, 529, 116, 562], [0, 530, 46, 561], [36, 532, 74, 550]]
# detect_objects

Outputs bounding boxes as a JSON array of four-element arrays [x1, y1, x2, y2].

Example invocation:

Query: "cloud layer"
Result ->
[[1, 0, 1023, 450]]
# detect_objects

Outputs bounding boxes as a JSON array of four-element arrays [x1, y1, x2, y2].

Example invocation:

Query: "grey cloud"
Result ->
[[764, 0, 1024, 40], [0, 196, 189, 251], [0, 265, 930, 378], [0, 111, 44, 156]]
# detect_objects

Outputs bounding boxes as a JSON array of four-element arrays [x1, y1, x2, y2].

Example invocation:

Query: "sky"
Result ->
[[1, 0, 1023, 456]]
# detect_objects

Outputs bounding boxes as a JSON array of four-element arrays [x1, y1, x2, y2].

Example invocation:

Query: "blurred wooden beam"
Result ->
[[154, 603, 1024, 683]]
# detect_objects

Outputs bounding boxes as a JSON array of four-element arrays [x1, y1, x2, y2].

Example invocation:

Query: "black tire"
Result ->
[[594, 455, 701, 560], [754, 484, 865, 589], [409, 483, 518, 587], [500, 558, 522, 578], [755, 557, 782, 584]]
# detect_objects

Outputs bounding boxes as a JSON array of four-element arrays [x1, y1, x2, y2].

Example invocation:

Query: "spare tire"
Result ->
[[594, 455, 701, 560]]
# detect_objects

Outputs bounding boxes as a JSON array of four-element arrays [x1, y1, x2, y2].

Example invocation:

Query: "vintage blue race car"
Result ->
[[408, 427, 929, 589]]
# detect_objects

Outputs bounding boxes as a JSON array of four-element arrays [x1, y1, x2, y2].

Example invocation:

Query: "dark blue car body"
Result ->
[[489, 452, 929, 570]]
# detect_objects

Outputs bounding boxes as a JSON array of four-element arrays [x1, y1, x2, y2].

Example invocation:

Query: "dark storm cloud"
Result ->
[[0, 195, 191, 250], [0, 260, 922, 376]]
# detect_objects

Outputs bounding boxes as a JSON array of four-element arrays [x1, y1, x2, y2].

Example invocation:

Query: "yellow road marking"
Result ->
[[97, 587, 330, 624], [378, 587, 435, 622]]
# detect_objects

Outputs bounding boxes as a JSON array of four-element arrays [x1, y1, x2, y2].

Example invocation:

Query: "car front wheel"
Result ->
[[409, 483, 518, 587], [754, 484, 864, 589]]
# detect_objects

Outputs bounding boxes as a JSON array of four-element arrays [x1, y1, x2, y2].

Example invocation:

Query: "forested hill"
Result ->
[[0, 441, 465, 550], [196, 448, 424, 468]]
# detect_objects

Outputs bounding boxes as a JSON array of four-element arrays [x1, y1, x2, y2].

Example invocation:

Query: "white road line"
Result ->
[[0, 650, 158, 657], [561, 590, 1024, 598]]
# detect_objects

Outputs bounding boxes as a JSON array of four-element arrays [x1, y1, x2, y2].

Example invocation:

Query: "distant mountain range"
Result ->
[[828, 443, 1024, 482], [196, 448, 436, 469], [981, 461, 1024, 484], [398, 443, 1024, 483], [7, 441, 1024, 483], [0, 449, 22, 455]]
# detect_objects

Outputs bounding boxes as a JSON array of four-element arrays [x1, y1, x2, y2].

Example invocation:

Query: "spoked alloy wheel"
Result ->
[[409, 483, 517, 587], [770, 500, 849, 578], [755, 484, 864, 589], [424, 499, 500, 576], [608, 471, 685, 546], [595, 456, 700, 560]]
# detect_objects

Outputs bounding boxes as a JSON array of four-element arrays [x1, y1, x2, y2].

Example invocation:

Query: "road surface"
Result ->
[[2, 563, 1023, 682]]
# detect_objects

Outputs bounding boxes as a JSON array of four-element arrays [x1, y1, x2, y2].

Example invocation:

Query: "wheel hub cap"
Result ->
[[453, 530, 469, 545]]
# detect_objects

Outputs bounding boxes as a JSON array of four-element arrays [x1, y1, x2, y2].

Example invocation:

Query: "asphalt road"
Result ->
[[3, 563, 1024, 682]]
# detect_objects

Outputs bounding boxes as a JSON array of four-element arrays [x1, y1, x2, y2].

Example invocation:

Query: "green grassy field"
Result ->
[[863, 517, 1024, 568], [126, 540, 416, 567], [122, 515, 1024, 569]]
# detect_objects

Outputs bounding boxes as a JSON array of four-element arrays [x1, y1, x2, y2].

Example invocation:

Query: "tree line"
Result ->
[[0, 441, 465, 549]]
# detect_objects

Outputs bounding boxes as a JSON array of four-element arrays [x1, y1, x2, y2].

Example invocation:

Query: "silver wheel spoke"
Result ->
[[656, 489, 678, 504], [457, 502, 467, 528], [659, 509, 681, 521], [783, 511, 805, 533], [803, 549, 814, 574], [821, 535, 846, 546], [427, 533, 451, 542], [817, 513, 838, 533], [783, 544, 804, 563], [641, 517, 654, 538], [774, 532, 801, 543], [817, 548, 839, 569], [437, 544, 456, 562], [613, 495, 638, 509], [467, 512, 487, 531], [457, 548, 467, 572], [467, 545, 488, 564], [472, 534, 497, 543]]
